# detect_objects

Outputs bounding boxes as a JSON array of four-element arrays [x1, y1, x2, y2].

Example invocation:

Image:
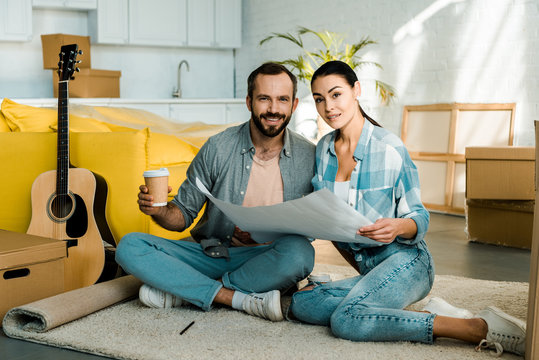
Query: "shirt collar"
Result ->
[[239, 121, 292, 158], [327, 120, 375, 161]]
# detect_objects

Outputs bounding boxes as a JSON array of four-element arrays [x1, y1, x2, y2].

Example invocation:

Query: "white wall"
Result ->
[[235, 0, 539, 146], [0, 9, 235, 99]]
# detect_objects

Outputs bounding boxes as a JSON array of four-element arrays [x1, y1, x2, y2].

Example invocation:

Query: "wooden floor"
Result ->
[[0, 213, 532, 359]]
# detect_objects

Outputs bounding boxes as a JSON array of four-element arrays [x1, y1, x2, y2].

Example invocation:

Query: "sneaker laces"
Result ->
[[157, 289, 180, 308], [244, 294, 268, 319], [475, 339, 504, 357], [475, 331, 524, 358]]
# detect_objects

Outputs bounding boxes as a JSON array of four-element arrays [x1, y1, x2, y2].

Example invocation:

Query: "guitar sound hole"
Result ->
[[51, 194, 73, 219]]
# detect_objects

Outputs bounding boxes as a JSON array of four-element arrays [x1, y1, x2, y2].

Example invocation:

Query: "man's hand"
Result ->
[[357, 218, 417, 243], [230, 226, 259, 247], [138, 184, 173, 216]]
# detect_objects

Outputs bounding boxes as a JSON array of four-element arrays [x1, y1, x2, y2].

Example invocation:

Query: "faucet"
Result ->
[[172, 60, 190, 98]]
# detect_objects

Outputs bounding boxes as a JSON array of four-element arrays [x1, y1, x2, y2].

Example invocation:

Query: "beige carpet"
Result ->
[[3, 264, 529, 360]]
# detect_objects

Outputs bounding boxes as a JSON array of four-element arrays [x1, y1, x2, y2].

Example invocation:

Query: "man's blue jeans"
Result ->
[[289, 241, 436, 343], [116, 233, 314, 311]]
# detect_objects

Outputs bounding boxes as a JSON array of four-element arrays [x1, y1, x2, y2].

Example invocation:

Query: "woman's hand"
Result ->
[[357, 218, 417, 243]]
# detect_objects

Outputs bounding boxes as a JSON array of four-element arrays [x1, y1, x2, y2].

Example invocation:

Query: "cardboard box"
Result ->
[[466, 199, 534, 249], [0, 230, 66, 322], [41, 33, 91, 69], [53, 68, 121, 98], [466, 146, 535, 200]]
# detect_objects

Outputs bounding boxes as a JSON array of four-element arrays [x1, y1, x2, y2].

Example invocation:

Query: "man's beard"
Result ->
[[251, 111, 292, 138]]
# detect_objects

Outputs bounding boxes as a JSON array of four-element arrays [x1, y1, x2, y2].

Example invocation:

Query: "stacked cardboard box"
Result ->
[[0, 230, 66, 322], [41, 34, 121, 98], [465, 146, 535, 249]]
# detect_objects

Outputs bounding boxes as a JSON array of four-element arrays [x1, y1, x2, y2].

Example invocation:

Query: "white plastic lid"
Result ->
[[143, 168, 169, 177]]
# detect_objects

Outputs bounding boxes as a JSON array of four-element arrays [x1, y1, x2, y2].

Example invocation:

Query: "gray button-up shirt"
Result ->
[[171, 121, 315, 246]]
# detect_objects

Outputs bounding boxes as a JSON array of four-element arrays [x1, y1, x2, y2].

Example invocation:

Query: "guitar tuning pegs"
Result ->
[[78, 50, 83, 55], [76, 60, 82, 64], [75, 67, 80, 72]]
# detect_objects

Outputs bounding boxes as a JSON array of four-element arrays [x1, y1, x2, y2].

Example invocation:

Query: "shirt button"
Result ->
[[349, 202, 354, 206], [242, 148, 246, 153], [246, 165, 250, 169], [226, 235, 231, 239], [240, 191, 245, 195], [251, 148, 255, 152]]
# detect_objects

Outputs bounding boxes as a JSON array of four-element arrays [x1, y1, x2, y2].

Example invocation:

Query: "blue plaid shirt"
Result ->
[[313, 120, 429, 251]]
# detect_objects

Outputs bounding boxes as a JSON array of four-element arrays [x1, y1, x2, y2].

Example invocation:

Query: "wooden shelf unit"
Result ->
[[401, 103, 515, 214]]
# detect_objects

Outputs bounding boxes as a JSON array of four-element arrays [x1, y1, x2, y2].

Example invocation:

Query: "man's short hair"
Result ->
[[247, 62, 297, 100]]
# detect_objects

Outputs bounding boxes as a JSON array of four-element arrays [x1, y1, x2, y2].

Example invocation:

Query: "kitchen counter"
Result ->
[[8, 98, 249, 125]]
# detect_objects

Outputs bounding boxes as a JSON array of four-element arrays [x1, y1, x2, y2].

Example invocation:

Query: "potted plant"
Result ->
[[259, 26, 396, 105], [260, 27, 396, 140]]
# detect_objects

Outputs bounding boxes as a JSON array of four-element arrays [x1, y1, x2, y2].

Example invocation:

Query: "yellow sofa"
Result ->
[[0, 98, 233, 245]]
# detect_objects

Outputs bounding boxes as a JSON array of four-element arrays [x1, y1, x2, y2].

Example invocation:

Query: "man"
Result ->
[[116, 62, 315, 321]]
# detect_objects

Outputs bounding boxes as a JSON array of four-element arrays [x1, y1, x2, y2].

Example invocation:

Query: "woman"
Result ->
[[289, 60, 526, 357]]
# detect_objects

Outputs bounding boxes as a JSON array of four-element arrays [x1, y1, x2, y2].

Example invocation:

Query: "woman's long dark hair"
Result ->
[[311, 60, 382, 127]]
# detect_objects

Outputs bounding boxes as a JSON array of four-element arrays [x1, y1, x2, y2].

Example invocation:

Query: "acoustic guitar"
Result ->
[[27, 44, 115, 291]]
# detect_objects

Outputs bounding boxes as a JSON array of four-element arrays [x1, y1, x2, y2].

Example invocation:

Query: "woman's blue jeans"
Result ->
[[289, 240, 436, 343], [116, 232, 314, 311]]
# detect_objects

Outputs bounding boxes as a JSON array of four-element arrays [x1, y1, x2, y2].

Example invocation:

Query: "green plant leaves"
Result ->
[[259, 27, 395, 104]]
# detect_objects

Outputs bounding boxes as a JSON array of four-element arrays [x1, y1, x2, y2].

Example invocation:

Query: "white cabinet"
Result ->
[[11, 98, 247, 125], [170, 104, 227, 125], [88, 0, 128, 44], [170, 103, 248, 125], [0, 0, 32, 42], [215, 0, 241, 48], [129, 0, 187, 47], [32, 0, 97, 10], [226, 103, 249, 124], [187, 0, 214, 47], [90, 0, 241, 48], [186, 0, 241, 48]]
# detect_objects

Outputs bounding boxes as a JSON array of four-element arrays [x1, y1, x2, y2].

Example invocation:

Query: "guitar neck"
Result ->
[[57, 80, 69, 196]]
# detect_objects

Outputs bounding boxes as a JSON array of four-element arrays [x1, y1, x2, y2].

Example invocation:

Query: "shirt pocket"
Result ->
[[358, 186, 394, 216]]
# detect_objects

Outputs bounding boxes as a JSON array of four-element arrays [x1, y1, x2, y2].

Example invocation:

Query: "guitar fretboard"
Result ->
[[57, 80, 69, 196]]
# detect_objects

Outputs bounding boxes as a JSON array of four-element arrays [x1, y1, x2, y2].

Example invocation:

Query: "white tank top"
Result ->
[[334, 181, 350, 203]]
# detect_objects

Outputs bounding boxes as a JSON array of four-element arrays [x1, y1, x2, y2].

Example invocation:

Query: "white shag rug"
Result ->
[[3, 264, 529, 360]]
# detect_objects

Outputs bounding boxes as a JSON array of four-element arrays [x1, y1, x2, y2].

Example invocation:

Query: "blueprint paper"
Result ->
[[195, 178, 379, 245]]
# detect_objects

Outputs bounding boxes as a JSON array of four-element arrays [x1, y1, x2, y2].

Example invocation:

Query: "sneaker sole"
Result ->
[[267, 290, 284, 322], [485, 306, 526, 332]]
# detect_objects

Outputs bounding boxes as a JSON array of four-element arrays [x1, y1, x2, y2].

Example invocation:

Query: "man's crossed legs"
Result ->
[[116, 233, 314, 321]]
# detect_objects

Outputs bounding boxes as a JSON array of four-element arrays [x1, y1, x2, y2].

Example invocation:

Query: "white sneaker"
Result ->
[[308, 273, 332, 283], [422, 297, 474, 319], [242, 290, 283, 322], [475, 306, 526, 357], [138, 284, 184, 308]]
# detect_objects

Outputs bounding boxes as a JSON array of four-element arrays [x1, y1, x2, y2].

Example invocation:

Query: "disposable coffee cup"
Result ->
[[143, 168, 169, 207]]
